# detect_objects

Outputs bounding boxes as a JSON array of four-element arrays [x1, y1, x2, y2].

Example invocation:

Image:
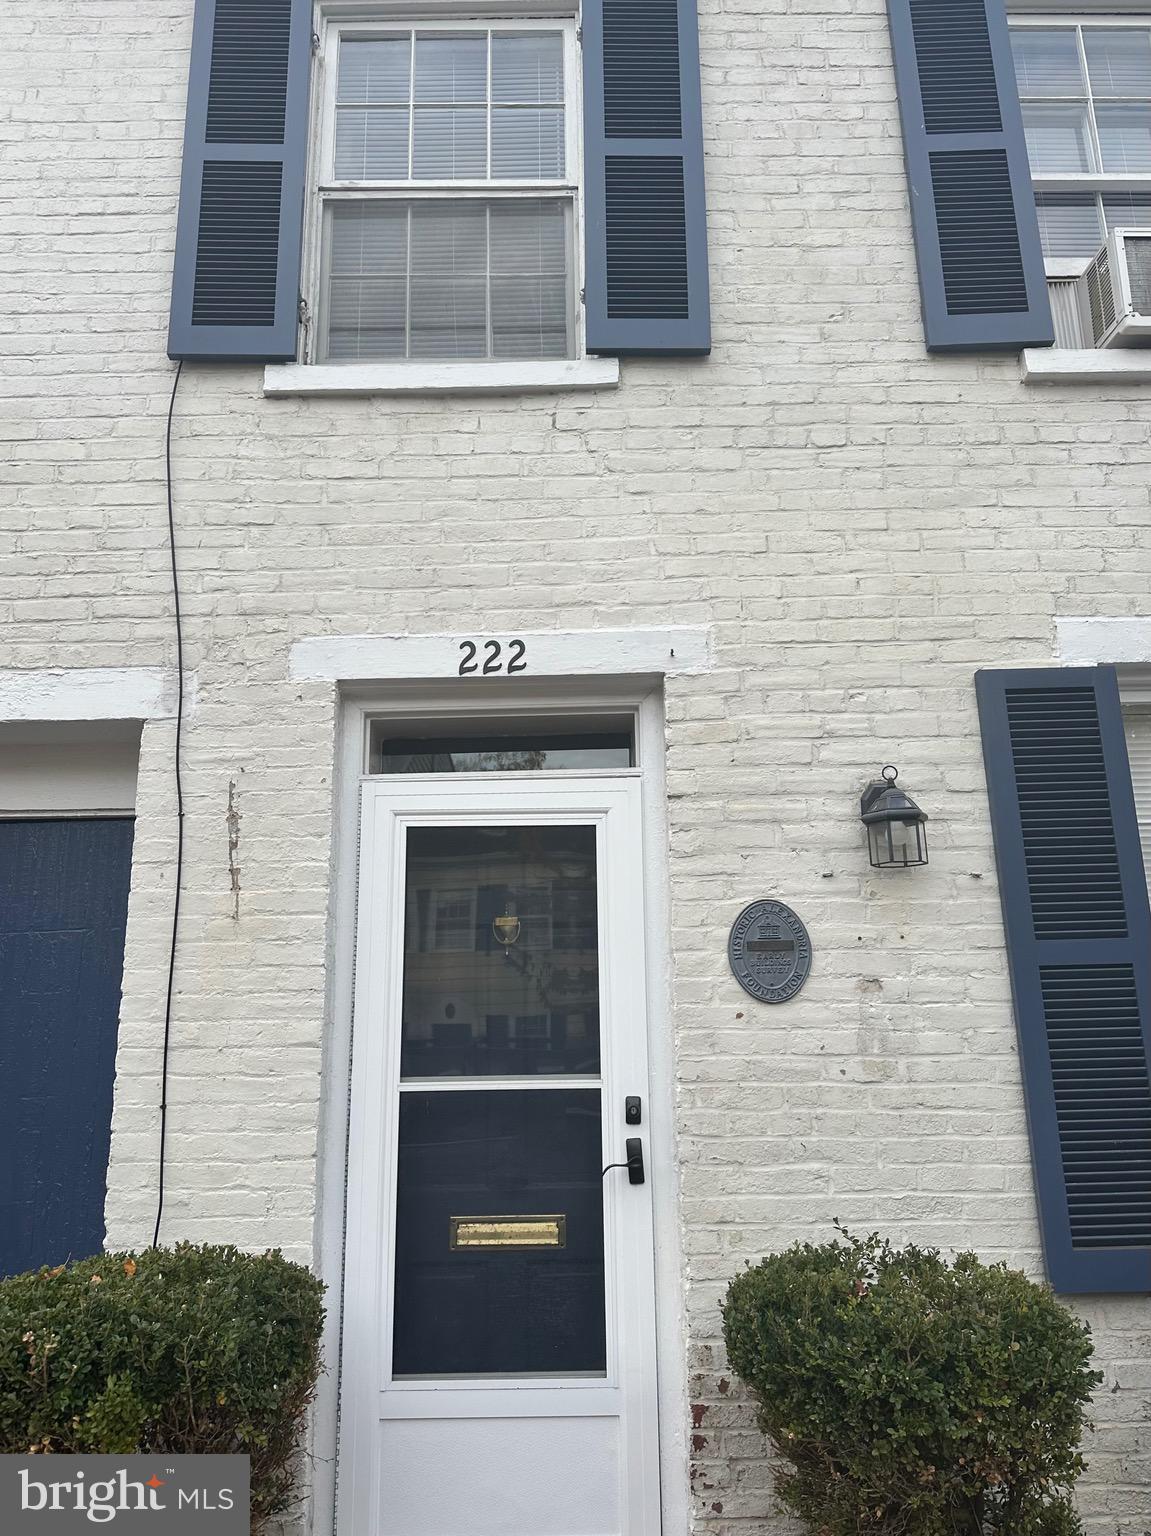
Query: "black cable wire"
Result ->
[[153, 360, 185, 1249]]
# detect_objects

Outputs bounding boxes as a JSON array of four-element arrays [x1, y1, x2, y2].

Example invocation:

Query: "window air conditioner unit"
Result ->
[[1084, 228, 1151, 348]]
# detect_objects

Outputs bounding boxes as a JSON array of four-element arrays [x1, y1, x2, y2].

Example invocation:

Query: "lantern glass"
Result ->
[[868, 816, 928, 869]]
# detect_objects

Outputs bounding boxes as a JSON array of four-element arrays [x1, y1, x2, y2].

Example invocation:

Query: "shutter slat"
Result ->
[[977, 666, 1151, 1294], [582, 0, 710, 353], [168, 0, 312, 362], [886, 0, 1053, 350]]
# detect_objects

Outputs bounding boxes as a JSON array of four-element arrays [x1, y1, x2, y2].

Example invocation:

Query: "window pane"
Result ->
[[338, 38, 411, 104], [1096, 105, 1151, 173], [491, 108, 565, 178], [324, 198, 574, 362], [490, 200, 569, 358], [330, 199, 408, 272], [409, 201, 488, 357], [490, 277, 568, 358], [1084, 29, 1151, 98], [1104, 192, 1151, 233], [1035, 193, 1103, 258], [412, 107, 487, 178], [1011, 29, 1085, 97], [414, 34, 487, 102], [409, 278, 488, 356], [327, 279, 406, 358], [400, 825, 599, 1077], [335, 107, 409, 179], [1124, 709, 1151, 884], [1022, 103, 1097, 172], [492, 34, 564, 103], [375, 732, 633, 773], [326, 202, 408, 360]]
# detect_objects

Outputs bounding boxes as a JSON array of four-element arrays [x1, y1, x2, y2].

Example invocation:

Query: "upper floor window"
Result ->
[[315, 22, 580, 363], [1010, 20, 1151, 260], [167, 0, 710, 368]]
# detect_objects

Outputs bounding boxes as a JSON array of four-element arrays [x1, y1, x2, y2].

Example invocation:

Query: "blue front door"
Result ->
[[0, 817, 134, 1276]]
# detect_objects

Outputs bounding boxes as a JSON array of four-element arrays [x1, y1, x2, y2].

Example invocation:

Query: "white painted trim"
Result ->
[[0, 668, 178, 722], [1058, 617, 1151, 665], [313, 681, 685, 1536], [1045, 258, 1091, 279], [0, 723, 141, 816], [291, 627, 711, 682], [633, 686, 690, 1536], [1009, 5, 1151, 18], [264, 358, 620, 396], [1021, 349, 1151, 383]]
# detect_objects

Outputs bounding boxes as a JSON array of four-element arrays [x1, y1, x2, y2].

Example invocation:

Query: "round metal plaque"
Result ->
[[728, 900, 812, 1004]]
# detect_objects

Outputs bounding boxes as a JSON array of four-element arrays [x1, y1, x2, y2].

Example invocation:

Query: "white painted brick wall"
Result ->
[[2, 0, 1150, 1532]]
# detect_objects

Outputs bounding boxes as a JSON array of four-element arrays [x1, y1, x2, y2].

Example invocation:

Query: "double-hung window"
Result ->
[[1010, 19, 1151, 264], [315, 21, 580, 364]]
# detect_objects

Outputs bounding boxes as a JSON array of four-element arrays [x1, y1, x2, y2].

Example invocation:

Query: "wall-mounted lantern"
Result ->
[[860, 766, 929, 869]]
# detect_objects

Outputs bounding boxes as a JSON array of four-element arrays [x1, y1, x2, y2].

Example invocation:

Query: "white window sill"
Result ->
[[1021, 349, 1151, 384], [263, 359, 620, 397]]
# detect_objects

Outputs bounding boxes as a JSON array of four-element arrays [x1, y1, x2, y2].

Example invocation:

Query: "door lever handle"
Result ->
[[602, 1138, 646, 1185]]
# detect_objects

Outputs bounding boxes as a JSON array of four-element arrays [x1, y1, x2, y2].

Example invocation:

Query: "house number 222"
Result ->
[[458, 639, 527, 676]]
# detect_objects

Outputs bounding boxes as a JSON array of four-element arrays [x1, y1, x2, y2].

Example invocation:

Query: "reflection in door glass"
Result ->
[[376, 731, 633, 774], [401, 825, 599, 1077], [393, 1089, 606, 1377]]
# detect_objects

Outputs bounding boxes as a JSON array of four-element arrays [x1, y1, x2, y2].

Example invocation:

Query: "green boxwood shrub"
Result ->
[[722, 1227, 1100, 1536], [0, 1244, 325, 1530]]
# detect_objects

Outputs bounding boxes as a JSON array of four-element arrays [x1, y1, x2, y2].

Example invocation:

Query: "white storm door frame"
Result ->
[[339, 771, 662, 1536]]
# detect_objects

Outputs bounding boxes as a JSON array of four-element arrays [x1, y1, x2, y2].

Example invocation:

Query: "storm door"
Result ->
[[340, 774, 660, 1536]]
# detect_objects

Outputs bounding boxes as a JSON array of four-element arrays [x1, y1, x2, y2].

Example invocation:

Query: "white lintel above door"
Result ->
[[288, 626, 712, 683]]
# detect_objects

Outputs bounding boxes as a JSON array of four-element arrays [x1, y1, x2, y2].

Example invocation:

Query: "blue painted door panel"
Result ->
[[0, 818, 134, 1277]]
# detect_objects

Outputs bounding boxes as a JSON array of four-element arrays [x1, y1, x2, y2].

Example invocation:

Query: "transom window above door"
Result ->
[[1010, 20, 1151, 260], [317, 22, 579, 363], [368, 713, 636, 773]]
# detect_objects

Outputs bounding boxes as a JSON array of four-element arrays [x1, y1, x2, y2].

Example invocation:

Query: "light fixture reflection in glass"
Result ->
[[492, 909, 522, 953]]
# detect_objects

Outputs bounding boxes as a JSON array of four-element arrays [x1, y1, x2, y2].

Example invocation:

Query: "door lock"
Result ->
[[625, 1096, 642, 1125]]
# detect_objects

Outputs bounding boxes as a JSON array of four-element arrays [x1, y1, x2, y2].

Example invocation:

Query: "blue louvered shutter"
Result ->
[[977, 667, 1151, 1294], [168, 0, 312, 362], [885, 0, 1053, 351], [581, 0, 710, 355]]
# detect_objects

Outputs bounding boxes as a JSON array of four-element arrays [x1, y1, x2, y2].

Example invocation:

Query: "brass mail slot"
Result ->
[[450, 1215, 566, 1250]]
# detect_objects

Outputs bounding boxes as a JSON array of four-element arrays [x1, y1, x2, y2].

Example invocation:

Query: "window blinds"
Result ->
[[1124, 707, 1151, 884], [334, 34, 566, 183], [326, 199, 571, 361]]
